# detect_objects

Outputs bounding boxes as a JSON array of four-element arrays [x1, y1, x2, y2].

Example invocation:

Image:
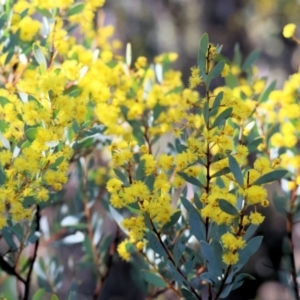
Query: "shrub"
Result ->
[[0, 1, 298, 300]]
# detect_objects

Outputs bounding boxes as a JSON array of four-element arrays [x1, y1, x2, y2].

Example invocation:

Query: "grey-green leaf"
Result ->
[[181, 288, 198, 300], [242, 50, 260, 70], [228, 155, 244, 187], [135, 159, 146, 181], [177, 172, 204, 188], [147, 231, 166, 258], [211, 107, 232, 128], [206, 61, 225, 88], [181, 197, 205, 242], [212, 91, 224, 109], [258, 80, 276, 103], [200, 241, 222, 276], [142, 271, 167, 288], [253, 169, 287, 185], [219, 199, 239, 216], [113, 168, 129, 186]]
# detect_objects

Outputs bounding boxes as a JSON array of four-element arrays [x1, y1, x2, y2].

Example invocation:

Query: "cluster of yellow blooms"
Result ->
[[109, 42, 283, 265], [0, 0, 120, 226], [0, 0, 293, 284]]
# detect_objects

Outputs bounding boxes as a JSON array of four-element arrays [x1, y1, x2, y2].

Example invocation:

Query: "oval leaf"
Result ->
[[142, 270, 167, 288], [219, 199, 239, 216], [228, 155, 244, 187], [253, 169, 287, 185]]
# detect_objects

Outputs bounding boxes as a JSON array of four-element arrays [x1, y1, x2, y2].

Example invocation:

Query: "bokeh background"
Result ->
[[100, 0, 300, 299]]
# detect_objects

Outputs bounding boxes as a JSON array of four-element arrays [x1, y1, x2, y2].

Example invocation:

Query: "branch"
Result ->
[[23, 205, 41, 300], [150, 219, 202, 300]]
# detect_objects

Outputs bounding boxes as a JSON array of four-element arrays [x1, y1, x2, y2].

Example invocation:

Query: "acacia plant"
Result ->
[[0, 0, 298, 299]]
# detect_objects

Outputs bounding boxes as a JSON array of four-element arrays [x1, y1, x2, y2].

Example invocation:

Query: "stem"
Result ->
[[23, 205, 40, 300], [205, 45, 213, 300], [287, 186, 299, 300], [142, 252, 181, 298], [213, 266, 231, 300], [95, 224, 120, 300], [150, 219, 202, 300]]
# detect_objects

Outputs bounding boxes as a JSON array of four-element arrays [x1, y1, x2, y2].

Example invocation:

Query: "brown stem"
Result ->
[[150, 219, 202, 300], [213, 266, 231, 300], [23, 205, 40, 300], [287, 186, 299, 300], [98, 225, 119, 289], [142, 252, 181, 298]]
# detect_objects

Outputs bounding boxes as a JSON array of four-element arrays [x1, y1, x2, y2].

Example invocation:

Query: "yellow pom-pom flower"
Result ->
[[283, 23, 296, 38]]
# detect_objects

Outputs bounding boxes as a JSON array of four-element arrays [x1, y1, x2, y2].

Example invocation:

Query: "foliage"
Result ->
[[0, 1, 298, 300]]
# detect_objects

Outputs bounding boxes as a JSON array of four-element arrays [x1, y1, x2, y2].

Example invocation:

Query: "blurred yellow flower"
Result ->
[[283, 23, 296, 38]]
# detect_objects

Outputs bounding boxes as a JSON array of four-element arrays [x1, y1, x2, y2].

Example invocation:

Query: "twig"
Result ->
[[150, 219, 202, 300], [287, 185, 300, 300], [23, 205, 41, 300]]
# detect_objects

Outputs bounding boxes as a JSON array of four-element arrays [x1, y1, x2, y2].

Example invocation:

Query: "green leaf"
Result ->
[[234, 236, 263, 272], [50, 295, 59, 300], [233, 43, 242, 67], [142, 270, 167, 288], [181, 197, 205, 242], [67, 3, 85, 16], [219, 199, 239, 216], [200, 241, 222, 276], [200, 271, 217, 284], [198, 49, 207, 79], [242, 50, 260, 70], [25, 128, 38, 142], [228, 155, 244, 187], [258, 80, 276, 103], [212, 91, 223, 109], [36, 7, 52, 18], [153, 103, 164, 120], [33, 44, 47, 68], [113, 168, 129, 186], [244, 224, 259, 241], [65, 86, 81, 98], [247, 137, 263, 153], [177, 172, 204, 188], [173, 235, 186, 265], [0, 14, 7, 29], [146, 231, 166, 258], [32, 289, 46, 300], [162, 210, 181, 230], [194, 193, 202, 209], [211, 167, 231, 178], [49, 156, 64, 170], [200, 33, 209, 53], [145, 174, 155, 191], [253, 169, 287, 185], [181, 288, 198, 300], [225, 73, 238, 88], [184, 253, 196, 275], [0, 96, 10, 107], [2, 228, 18, 250], [79, 125, 105, 138], [206, 60, 225, 88], [166, 260, 189, 286], [135, 159, 146, 181], [4, 50, 14, 65], [211, 107, 232, 128], [175, 138, 187, 153]]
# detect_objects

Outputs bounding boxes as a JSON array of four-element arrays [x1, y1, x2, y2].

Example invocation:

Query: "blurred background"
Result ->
[[101, 0, 300, 299], [105, 0, 300, 87]]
